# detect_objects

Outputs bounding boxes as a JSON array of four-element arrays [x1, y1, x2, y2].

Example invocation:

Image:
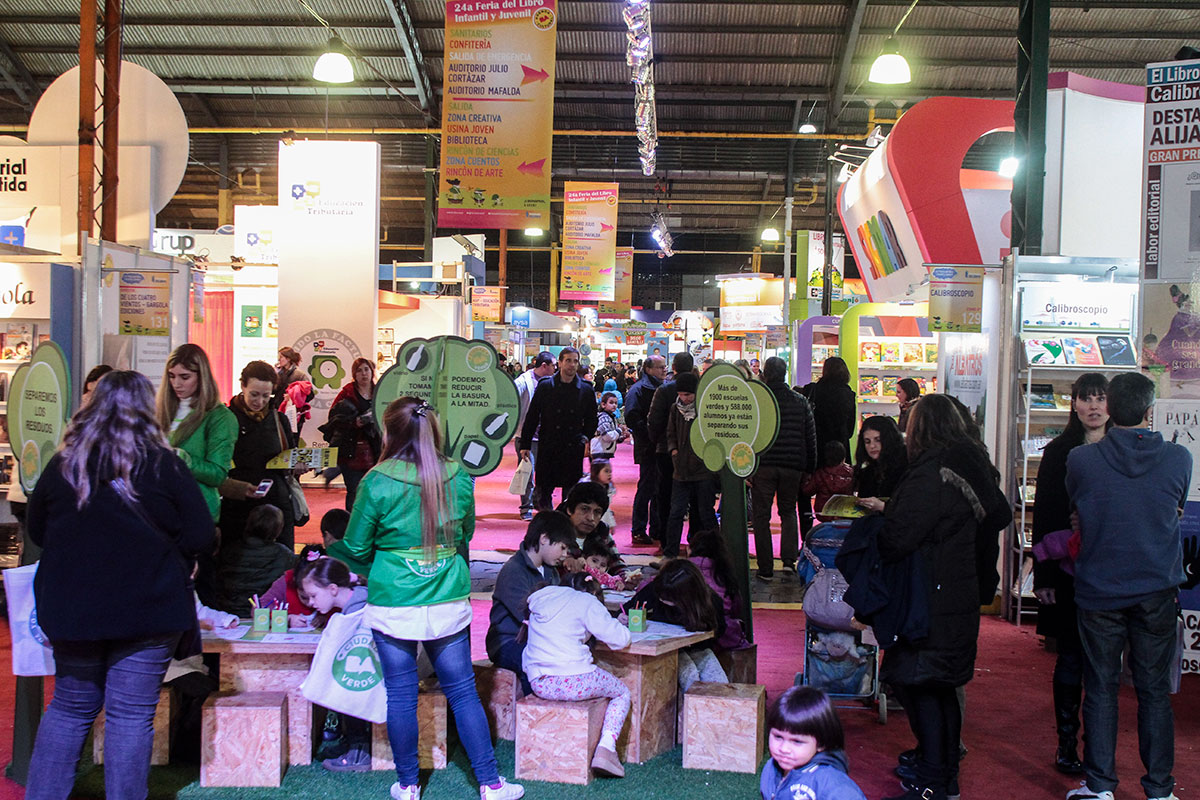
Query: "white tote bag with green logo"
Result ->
[[300, 609, 387, 723]]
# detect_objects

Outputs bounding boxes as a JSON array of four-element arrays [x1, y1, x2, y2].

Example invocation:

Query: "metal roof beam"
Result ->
[[382, 0, 433, 115], [829, 0, 870, 132], [0, 36, 39, 110]]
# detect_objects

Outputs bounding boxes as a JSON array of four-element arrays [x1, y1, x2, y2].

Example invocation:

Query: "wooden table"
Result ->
[[203, 627, 321, 766], [594, 622, 713, 764]]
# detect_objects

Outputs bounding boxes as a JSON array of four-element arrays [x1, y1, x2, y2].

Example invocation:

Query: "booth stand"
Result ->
[[1001, 254, 1141, 622]]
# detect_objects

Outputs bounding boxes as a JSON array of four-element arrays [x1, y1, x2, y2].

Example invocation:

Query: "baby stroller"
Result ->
[[796, 520, 886, 724]]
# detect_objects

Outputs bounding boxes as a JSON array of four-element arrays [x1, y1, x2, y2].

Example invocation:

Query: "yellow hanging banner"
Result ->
[[560, 181, 619, 300], [437, 0, 557, 230]]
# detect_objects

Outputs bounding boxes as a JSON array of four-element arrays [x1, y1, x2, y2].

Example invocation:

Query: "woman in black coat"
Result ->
[[876, 394, 1011, 800], [1031, 373, 1109, 775], [219, 360, 298, 551], [804, 356, 858, 461], [26, 371, 213, 800]]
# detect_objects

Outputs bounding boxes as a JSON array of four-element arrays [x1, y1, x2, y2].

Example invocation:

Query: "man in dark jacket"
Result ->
[[519, 346, 598, 510], [624, 355, 666, 545], [1064, 373, 1191, 800], [647, 351, 695, 543], [752, 356, 818, 580], [663, 371, 717, 558]]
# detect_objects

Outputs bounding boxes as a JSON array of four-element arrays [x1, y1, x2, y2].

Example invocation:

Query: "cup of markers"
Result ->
[[271, 606, 289, 633], [627, 603, 647, 633]]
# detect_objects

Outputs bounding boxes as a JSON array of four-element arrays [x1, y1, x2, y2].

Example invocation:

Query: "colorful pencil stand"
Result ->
[[627, 608, 647, 633], [252, 608, 271, 632], [270, 609, 288, 634]]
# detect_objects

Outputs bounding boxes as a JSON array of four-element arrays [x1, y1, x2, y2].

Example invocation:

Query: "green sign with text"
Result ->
[[10, 342, 71, 493], [691, 363, 779, 477], [374, 336, 520, 476]]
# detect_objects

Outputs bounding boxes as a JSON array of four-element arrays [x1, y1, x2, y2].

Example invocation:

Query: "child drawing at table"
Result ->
[[622, 558, 728, 691], [524, 573, 632, 778], [259, 544, 323, 626], [582, 538, 626, 590], [687, 528, 750, 651], [760, 686, 867, 800], [295, 556, 373, 772]]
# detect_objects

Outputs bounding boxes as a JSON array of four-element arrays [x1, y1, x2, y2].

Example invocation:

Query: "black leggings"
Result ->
[[895, 684, 962, 787]]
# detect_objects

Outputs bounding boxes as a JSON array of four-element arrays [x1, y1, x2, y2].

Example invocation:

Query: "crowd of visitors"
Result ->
[[14, 339, 1192, 800]]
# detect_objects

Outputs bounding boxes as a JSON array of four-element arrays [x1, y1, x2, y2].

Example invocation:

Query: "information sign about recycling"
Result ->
[[437, 0, 557, 229], [692, 363, 780, 477], [10, 342, 71, 493], [374, 336, 520, 476]]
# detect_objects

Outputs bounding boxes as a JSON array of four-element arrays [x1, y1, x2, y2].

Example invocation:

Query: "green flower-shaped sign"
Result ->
[[690, 363, 779, 478], [374, 336, 519, 476], [10, 342, 71, 493]]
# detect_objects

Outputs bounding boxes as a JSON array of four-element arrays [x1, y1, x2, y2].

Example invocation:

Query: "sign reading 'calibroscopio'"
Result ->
[[438, 0, 557, 230]]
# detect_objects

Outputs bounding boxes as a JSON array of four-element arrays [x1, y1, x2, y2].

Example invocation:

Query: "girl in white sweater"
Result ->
[[523, 573, 632, 778]]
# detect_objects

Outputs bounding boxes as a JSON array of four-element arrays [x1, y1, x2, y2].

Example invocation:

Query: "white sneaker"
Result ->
[[1148, 795, 1178, 800], [480, 777, 525, 800], [1065, 783, 1114, 800], [390, 783, 421, 800]]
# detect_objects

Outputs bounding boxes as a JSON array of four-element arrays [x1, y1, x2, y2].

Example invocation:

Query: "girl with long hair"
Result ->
[[26, 371, 213, 800], [1031, 372, 1109, 775], [874, 394, 1011, 800], [341, 397, 523, 800], [852, 415, 908, 514], [156, 344, 237, 522]]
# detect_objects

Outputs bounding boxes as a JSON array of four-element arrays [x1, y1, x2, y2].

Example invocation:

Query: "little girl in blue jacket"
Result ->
[[760, 686, 867, 800]]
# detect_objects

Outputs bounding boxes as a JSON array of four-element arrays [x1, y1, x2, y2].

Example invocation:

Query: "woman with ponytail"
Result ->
[[342, 397, 523, 800]]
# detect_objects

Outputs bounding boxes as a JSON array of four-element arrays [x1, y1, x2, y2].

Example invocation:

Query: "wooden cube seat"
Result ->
[[371, 687, 448, 771], [682, 682, 765, 774], [514, 695, 608, 785], [201, 692, 288, 787], [93, 687, 175, 766], [473, 659, 522, 741]]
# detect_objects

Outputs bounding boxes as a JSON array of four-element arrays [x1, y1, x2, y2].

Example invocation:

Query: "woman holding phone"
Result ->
[[220, 360, 298, 549]]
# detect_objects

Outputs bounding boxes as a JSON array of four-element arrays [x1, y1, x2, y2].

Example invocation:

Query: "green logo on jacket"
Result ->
[[332, 633, 381, 692]]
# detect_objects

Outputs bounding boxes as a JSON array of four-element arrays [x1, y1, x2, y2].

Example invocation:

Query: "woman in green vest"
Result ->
[[343, 397, 523, 800]]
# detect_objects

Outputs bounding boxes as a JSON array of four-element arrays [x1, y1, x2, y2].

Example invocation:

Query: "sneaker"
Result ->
[[1065, 783, 1114, 800], [519, 509, 533, 521], [590, 744, 625, 778], [897, 748, 919, 769], [756, 572, 774, 583], [631, 533, 655, 546], [391, 783, 421, 800], [480, 777, 524, 800], [322, 747, 371, 772], [782, 561, 797, 575]]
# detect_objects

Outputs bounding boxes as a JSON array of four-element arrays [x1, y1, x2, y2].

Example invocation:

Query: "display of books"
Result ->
[[1024, 338, 1066, 365], [859, 376, 880, 396], [1062, 336, 1102, 366], [860, 341, 881, 363], [819, 494, 881, 519], [1026, 383, 1056, 409], [1097, 335, 1136, 366]]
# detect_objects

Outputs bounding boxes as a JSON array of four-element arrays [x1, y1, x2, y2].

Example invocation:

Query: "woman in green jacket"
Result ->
[[157, 344, 238, 520], [343, 397, 523, 800]]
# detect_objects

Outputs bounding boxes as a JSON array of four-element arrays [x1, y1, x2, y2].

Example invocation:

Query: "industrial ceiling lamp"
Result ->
[[760, 228, 781, 242], [868, 38, 911, 85], [314, 37, 354, 83], [868, 0, 919, 85]]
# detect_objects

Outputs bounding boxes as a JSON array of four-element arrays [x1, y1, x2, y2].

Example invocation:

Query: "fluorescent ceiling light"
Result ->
[[869, 38, 911, 85], [314, 38, 354, 83], [998, 157, 1019, 179]]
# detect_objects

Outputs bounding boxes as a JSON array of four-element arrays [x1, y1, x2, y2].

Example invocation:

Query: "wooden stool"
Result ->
[[473, 659, 522, 741], [201, 692, 288, 787], [515, 696, 608, 785], [682, 682, 765, 773], [716, 643, 758, 684], [371, 688, 448, 770], [93, 687, 175, 766]]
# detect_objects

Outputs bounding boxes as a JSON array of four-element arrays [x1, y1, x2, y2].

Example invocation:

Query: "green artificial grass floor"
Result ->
[[70, 740, 762, 800]]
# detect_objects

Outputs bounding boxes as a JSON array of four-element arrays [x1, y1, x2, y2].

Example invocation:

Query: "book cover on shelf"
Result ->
[[860, 341, 881, 363], [902, 342, 924, 364], [1022, 436, 1053, 457], [859, 375, 880, 396], [881, 375, 900, 397], [1062, 336, 1102, 366], [1024, 338, 1065, 365], [1027, 383, 1056, 409], [1054, 394, 1072, 411], [881, 342, 901, 363], [1097, 335, 1136, 366], [924, 342, 938, 363]]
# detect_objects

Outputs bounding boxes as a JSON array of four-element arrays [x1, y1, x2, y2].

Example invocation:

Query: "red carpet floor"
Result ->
[[1, 441, 1197, 797]]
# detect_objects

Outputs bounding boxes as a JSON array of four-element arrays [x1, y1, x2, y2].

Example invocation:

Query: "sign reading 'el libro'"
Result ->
[[438, 0, 557, 230]]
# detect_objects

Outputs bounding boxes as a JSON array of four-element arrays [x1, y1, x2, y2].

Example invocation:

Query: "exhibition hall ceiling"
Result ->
[[0, 0, 1197, 263]]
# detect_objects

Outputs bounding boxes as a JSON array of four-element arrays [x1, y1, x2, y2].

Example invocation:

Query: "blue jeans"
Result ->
[[373, 626, 499, 787], [27, 634, 179, 800], [490, 636, 533, 697], [1077, 589, 1178, 797]]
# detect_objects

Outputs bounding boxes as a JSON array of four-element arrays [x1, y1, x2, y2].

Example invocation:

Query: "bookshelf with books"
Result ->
[[857, 337, 938, 414]]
